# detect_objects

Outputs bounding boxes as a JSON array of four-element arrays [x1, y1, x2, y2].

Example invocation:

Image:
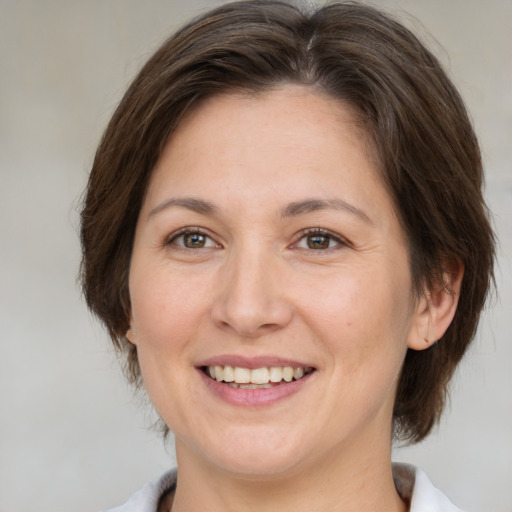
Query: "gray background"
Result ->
[[1, 1, 510, 511]]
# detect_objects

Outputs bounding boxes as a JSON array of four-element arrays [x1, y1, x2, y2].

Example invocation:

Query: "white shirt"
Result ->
[[104, 463, 462, 512]]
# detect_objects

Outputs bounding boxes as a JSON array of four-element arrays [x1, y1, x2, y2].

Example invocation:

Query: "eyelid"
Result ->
[[292, 227, 350, 251], [164, 226, 221, 249], [163, 226, 348, 252]]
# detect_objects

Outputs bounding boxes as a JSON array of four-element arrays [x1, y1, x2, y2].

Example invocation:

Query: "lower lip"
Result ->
[[198, 370, 314, 407]]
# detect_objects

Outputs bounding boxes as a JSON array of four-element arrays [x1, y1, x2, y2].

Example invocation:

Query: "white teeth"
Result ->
[[206, 365, 312, 385], [234, 367, 251, 384], [223, 365, 235, 382], [251, 367, 270, 384], [282, 367, 294, 382], [269, 367, 283, 382], [239, 383, 258, 389]]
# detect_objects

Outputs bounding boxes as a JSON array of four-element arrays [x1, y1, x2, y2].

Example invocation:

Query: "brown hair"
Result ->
[[80, 0, 495, 443]]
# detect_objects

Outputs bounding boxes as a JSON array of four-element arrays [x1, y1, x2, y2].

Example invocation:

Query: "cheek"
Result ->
[[128, 269, 209, 419], [129, 268, 210, 355], [300, 268, 412, 372]]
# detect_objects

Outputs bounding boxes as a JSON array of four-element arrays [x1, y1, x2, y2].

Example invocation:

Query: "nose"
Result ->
[[210, 245, 293, 338]]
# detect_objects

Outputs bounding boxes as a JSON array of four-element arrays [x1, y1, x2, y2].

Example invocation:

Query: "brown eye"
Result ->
[[183, 232, 207, 248], [294, 229, 345, 251], [168, 229, 217, 249], [306, 234, 331, 249]]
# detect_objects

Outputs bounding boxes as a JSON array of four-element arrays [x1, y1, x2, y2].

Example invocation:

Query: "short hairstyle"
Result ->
[[80, 0, 495, 443]]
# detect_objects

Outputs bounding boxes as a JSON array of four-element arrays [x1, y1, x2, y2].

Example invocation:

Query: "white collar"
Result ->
[[393, 463, 463, 511], [105, 464, 462, 512]]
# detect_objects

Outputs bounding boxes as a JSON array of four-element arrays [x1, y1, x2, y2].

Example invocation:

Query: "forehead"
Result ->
[[142, 86, 396, 229], [168, 86, 371, 161]]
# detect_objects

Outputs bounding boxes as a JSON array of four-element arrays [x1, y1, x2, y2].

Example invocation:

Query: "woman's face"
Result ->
[[128, 86, 423, 477]]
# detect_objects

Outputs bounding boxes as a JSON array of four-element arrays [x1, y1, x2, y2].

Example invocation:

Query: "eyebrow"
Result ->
[[281, 198, 372, 224], [148, 197, 217, 218], [148, 196, 372, 224]]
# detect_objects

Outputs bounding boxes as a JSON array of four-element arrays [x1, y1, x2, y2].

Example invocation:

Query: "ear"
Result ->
[[408, 260, 464, 351], [125, 316, 137, 346]]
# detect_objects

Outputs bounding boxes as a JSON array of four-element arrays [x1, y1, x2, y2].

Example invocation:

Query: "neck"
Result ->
[[169, 437, 407, 512]]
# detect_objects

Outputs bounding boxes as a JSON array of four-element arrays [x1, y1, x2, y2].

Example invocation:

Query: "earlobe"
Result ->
[[408, 260, 464, 351], [126, 320, 137, 346]]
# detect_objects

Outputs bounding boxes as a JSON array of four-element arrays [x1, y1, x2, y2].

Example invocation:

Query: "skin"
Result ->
[[127, 86, 461, 512]]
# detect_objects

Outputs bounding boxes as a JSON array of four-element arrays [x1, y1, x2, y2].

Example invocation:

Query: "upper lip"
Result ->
[[196, 355, 315, 370]]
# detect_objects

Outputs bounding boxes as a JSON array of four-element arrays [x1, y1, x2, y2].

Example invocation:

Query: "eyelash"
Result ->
[[164, 227, 219, 250], [164, 227, 348, 253], [293, 228, 348, 252]]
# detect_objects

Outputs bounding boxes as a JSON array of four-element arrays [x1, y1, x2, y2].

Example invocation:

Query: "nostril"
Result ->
[[209, 268, 294, 337], [211, 304, 294, 339]]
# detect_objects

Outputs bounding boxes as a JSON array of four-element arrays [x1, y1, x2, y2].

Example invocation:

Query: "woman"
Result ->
[[80, 1, 495, 511]]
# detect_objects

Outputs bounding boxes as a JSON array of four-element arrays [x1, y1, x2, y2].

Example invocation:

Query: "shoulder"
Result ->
[[393, 462, 464, 512], [103, 470, 177, 512]]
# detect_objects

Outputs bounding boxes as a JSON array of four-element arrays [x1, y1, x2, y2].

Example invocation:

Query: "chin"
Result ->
[[178, 424, 316, 480], [208, 451, 307, 481]]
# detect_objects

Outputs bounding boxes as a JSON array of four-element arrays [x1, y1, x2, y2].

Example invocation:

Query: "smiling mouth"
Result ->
[[202, 365, 315, 389]]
